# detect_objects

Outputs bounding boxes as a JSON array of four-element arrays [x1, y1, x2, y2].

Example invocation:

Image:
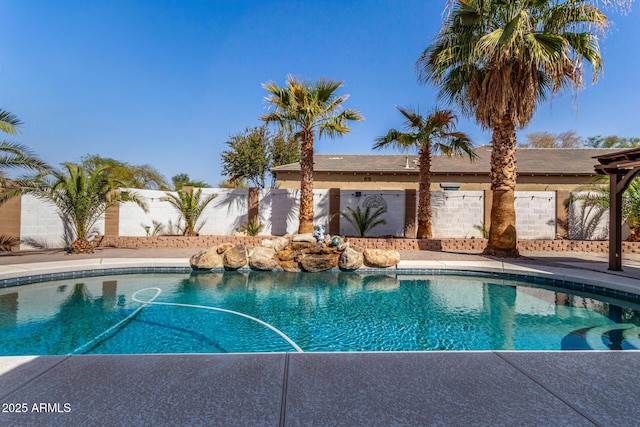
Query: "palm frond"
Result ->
[[162, 188, 217, 236], [0, 110, 23, 135], [339, 205, 388, 237]]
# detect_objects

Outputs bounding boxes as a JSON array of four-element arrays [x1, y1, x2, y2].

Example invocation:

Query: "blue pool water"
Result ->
[[1, 271, 640, 355]]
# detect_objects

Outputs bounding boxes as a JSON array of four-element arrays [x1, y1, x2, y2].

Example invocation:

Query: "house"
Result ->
[[271, 146, 621, 191]]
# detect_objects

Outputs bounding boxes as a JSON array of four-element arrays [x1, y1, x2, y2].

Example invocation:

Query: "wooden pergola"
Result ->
[[594, 148, 640, 271]]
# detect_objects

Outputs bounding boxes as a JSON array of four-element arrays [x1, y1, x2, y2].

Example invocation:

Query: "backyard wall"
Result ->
[[4, 187, 615, 250]]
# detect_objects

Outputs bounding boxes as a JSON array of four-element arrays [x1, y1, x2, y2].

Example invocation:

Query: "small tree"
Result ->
[[162, 188, 217, 236], [585, 135, 640, 148], [221, 126, 271, 188], [339, 205, 387, 237], [221, 126, 299, 188], [20, 163, 146, 253], [519, 131, 583, 148], [171, 173, 210, 191], [569, 177, 640, 241], [80, 154, 169, 190]]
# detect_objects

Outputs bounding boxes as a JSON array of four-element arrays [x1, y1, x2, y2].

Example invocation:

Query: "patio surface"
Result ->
[[1, 247, 640, 426]]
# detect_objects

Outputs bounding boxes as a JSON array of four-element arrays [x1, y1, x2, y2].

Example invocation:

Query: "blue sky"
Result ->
[[2, 1, 639, 186]]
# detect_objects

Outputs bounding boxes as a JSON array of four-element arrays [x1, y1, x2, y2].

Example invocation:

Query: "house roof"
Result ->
[[271, 146, 623, 176]]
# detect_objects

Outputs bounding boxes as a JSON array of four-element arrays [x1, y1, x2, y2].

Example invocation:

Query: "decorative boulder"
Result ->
[[299, 253, 339, 272], [363, 249, 400, 268], [216, 243, 234, 254], [223, 244, 248, 270], [339, 246, 364, 270], [190, 247, 224, 270], [292, 233, 316, 244], [249, 247, 278, 271], [276, 248, 296, 261], [278, 260, 300, 272], [263, 236, 290, 253]]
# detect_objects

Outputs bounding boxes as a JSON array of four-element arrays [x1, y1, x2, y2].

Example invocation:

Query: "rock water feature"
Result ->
[[189, 234, 400, 272]]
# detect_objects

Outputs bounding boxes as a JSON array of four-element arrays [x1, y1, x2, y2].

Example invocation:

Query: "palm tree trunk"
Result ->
[[417, 147, 432, 239], [298, 129, 315, 234], [484, 115, 519, 257]]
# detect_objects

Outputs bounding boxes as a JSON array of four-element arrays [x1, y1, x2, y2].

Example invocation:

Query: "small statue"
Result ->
[[313, 224, 326, 243]]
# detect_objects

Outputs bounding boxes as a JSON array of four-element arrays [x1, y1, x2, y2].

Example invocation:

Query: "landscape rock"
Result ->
[[190, 236, 402, 273], [223, 244, 248, 270], [216, 243, 234, 254], [339, 246, 364, 270], [363, 249, 400, 268], [271, 236, 291, 252], [190, 247, 224, 270], [249, 247, 277, 271], [299, 253, 339, 272], [292, 233, 316, 244], [278, 260, 300, 272], [290, 241, 315, 252], [276, 248, 295, 261]]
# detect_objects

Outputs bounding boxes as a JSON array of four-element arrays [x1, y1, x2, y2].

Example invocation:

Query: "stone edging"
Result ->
[[94, 235, 640, 253]]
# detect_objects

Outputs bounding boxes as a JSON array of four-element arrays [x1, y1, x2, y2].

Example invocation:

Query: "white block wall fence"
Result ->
[[3, 188, 615, 250]]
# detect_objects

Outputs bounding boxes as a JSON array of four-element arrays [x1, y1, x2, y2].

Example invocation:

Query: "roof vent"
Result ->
[[328, 156, 343, 160], [440, 183, 461, 191]]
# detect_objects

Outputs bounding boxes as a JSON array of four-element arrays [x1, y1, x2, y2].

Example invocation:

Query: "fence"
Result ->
[[0, 187, 614, 250]]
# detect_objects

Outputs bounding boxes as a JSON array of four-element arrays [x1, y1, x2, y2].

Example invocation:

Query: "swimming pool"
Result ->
[[1, 270, 639, 355]]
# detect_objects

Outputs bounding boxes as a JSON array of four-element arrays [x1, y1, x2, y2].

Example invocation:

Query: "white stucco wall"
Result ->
[[431, 191, 484, 238], [118, 188, 248, 236], [515, 192, 556, 239], [19, 195, 105, 249], [13, 188, 621, 244], [567, 192, 610, 240], [259, 189, 330, 236], [339, 190, 405, 237]]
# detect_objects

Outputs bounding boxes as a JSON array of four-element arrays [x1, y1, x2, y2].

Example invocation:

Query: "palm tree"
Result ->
[[569, 176, 640, 241], [0, 142, 50, 181], [0, 109, 23, 135], [374, 107, 475, 238], [260, 75, 363, 234], [418, 0, 608, 256], [20, 163, 146, 253], [1, 109, 50, 204], [162, 188, 217, 236], [339, 205, 388, 237]]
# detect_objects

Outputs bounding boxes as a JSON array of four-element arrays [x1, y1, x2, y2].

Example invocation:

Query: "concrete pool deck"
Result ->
[[1, 247, 640, 426]]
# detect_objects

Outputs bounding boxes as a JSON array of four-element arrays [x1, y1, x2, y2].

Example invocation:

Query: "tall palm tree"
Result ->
[[418, 0, 608, 256], [20, 163, 146, 253], [162, 188, 217, 236], [374, 107, 476, 238], [260, 75, 363, 234]]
